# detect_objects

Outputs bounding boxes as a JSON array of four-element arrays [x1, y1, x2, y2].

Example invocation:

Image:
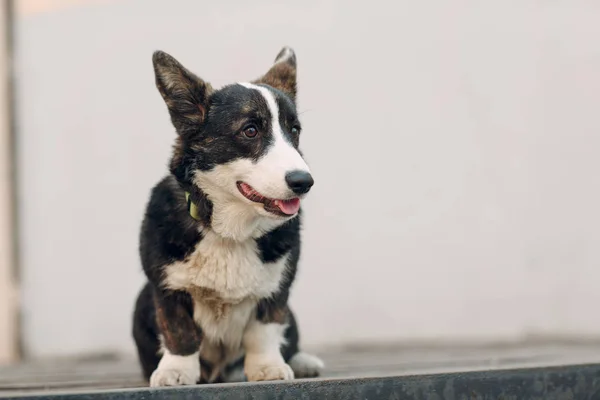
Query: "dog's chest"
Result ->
[[164, 230, 288, 301], [163, 230, 289, 344]]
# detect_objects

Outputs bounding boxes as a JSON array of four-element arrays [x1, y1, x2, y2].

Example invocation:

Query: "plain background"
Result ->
[[14, 0, 600, 358]]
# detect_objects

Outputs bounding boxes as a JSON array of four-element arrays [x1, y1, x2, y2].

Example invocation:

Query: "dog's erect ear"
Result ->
[[254, 47, 297, 101], [152, 51, 213, 134]]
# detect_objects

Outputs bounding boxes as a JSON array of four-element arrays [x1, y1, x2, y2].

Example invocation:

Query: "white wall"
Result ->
[[15, 0, 600, 358]]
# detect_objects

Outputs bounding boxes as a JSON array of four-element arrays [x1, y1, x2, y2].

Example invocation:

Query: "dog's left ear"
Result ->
[[152, 50, 213, 135], [254, 47, 297, 102]]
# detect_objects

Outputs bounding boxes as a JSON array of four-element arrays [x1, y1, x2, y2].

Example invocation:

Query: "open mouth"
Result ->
[[237, 182, 300, 217]]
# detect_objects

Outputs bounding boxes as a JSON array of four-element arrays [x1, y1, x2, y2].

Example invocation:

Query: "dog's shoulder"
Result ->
[[140, 175, 201, 283]]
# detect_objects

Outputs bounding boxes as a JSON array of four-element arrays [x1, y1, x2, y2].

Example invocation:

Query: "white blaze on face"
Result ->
[[238, 82, 310, 199]]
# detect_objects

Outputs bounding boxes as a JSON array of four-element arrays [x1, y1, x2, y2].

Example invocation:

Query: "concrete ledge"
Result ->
[[5, 363, 600, 400]]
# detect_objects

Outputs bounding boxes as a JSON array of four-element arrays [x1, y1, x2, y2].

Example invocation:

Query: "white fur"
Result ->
[[163, 229, 290, 377], [194, 298, 255, 350], [193, 169, 286, 240], [243, 321, 294, 381], [163, 229, 289, 304], [160, 237, 293, 383], [150, 350, 200, 387], [288, 352, 325, 378], [191, 82, 310, 241]]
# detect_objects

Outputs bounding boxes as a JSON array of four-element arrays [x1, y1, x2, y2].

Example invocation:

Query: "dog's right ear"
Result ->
[[152, 51, 213, 135]]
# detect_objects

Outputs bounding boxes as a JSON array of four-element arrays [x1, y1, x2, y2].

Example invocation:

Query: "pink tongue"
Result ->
[[274, 198, 301, 215]]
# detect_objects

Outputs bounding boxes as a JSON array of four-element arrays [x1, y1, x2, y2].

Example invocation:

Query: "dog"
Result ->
[[132, 47, 324, 387]]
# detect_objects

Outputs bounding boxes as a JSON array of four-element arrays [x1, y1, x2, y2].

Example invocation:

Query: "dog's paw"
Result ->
[[149, 351, 200, 387], [245, 358, 294, 382], [288, 352, 325, 378], [150, 367, 199, 387]]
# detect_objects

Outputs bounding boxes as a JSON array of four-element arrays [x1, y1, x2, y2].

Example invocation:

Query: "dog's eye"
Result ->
[[242, 125, 258, 138], [291, 126, 301, 135]]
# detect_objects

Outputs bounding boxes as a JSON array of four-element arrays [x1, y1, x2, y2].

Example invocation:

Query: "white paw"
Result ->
[[150, 368, 199, 387], [245, 358, 294, 382], [288, 352, 325, 378], [149, 351, 200, 387]]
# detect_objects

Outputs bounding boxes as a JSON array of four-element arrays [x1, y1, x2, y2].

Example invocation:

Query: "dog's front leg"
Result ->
[[242, 316, 294, 382], [150, 290, 203, 387]]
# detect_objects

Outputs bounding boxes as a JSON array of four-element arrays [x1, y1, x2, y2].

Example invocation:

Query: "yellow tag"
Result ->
[[185, 192, 200, 220]]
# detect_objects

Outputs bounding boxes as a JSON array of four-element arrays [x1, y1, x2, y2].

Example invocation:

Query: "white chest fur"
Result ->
[[163, 229, 289, 347]]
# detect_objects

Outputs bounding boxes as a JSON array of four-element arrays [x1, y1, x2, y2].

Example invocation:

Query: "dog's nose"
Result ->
[[285, 170, 314, 195]]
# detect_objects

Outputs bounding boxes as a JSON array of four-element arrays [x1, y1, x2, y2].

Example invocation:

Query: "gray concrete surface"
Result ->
[[2, 341, 600, 397]]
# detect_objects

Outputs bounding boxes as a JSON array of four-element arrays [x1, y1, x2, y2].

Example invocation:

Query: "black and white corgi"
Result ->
[[132, 47, 324, 387]]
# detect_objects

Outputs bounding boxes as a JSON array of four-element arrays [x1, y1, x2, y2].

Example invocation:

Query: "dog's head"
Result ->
[[152, 47, 312, 236]]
